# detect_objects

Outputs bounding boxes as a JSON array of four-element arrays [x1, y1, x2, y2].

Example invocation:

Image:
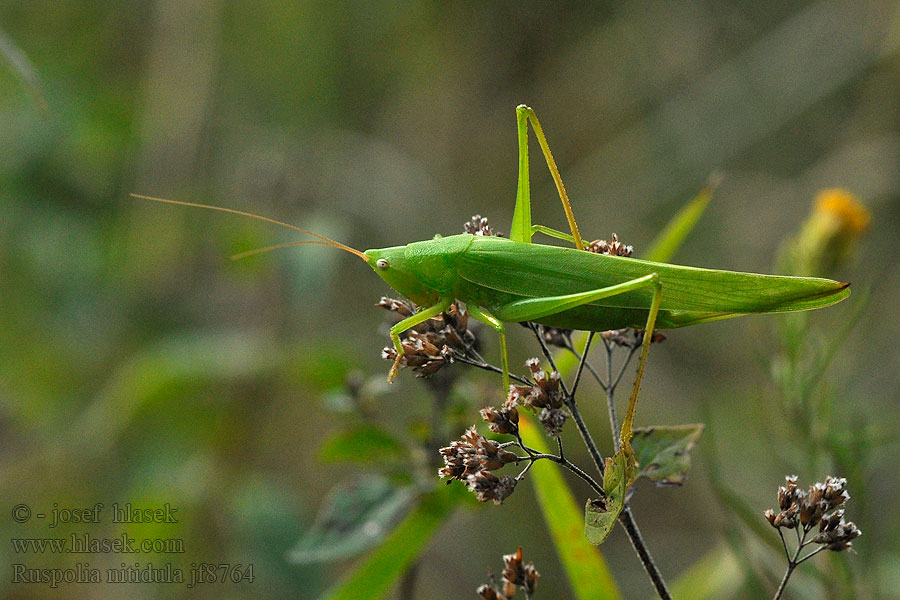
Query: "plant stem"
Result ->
[[772, 562, 795, 600], [619, 505, 672, 600], [398, 561, 420, 600], [530, 326, 673, 599], [530, 324, 607, 477], [453, 352, 531, 385]]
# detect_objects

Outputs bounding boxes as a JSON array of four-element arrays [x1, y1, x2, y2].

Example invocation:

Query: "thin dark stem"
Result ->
[[611, 346, 640, 391], [778, 529, 791, 561], [570, 332, 597, 397], [772, 526, 819, 600], [564, 338, 607, 391], [773, 562, 796, 600], [535, 327, 672, 599], [796, 544, 827, 565], [604, 342, 621, 453], [453, 353, 531, 385], [529, 324, 567, 393], [619, 506, 672, 600], [604, 338, 671, 600], [398, 561, 420, 600], [521, 452, 604, 496], [530, 324, 606, 477]]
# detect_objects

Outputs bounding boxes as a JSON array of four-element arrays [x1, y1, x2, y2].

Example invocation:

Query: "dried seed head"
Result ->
[[522, 563, 540, 595], [601, 328, 666, 348], [813, 509, 861, 551], [466, 471, 517, 504], [478, 547, 540, 599], [376, 296, 414, 318], [480, 404, 519, 435], [822, 476, 850, 509], [506, 359, 567, 437], [502, 547, 526, 589], [539, 407, 567, 438], [537, 324, 572, 348], [476, 584, 505, 600], [588, 233, 633, 257], [764, 474, 861, 551], [379, 299, 478, 378], [464, 215, 503, 237], [778, 475, 800, 510], [438, 427, 518, 485]]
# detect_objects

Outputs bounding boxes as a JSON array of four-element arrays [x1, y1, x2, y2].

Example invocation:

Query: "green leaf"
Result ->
[[520, 417, 621, 600], [288, 475, 414, 564], [0, 26, 48, 110], [642, 182, 715, 263], [631, 424, 704, 486], [318, 423, 408, 465], [666, 544, 743, 600], [321, 483, 463, 600], [584, 450, 629, 545]]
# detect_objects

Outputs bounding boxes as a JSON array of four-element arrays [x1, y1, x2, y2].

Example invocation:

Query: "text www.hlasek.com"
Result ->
[[11, 533, 184, 555]]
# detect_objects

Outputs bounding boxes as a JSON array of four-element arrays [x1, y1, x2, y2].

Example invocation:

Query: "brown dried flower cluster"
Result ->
[[764, 475, 861, 551], [477, 547, 540, 599], [587, 232, 633, 257], [438, 427, 518, 504], [379, 298, 476, 377], [507, 358, 567, 437], [601, 328, 666, 348], [480, 403, 519, 435], [464, 214, 503, 237]]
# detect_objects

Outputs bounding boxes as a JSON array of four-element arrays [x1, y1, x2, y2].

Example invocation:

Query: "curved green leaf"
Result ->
[[520, 417, 622, 600], [318, 424, 408, 465], [321, 483, 462, 600], [289, 475, 414, 564], [632, 424, 704, 486], [666, 544, 742, 600], [584, 450, 628, 545], [642, 183, 715, 263]]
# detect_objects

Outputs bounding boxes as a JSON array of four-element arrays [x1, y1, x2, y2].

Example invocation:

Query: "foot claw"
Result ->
[[387, 356, 402, 383]]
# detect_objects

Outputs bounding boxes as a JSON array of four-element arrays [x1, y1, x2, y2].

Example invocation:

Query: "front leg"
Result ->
[[387, 298, 453, 382], [466, 305, 510, 392]]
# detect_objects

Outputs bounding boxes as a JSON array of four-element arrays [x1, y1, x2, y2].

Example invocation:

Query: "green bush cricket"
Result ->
[[134, 105, 849, 455]]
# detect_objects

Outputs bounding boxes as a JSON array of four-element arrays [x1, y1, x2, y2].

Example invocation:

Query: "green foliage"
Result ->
[[321, 484, 464, 600], [631, 424, 704, 487], [317, 423, 408, 465], [520, 417, 622, 600], [584, 451, 629, 546], [643, 185, 714, 263], [288, 475, 414, 564], [666, 545, 743, 600]]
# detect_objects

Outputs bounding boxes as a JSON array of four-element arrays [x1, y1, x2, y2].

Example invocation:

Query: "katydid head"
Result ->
[[363, 246, 436, 306]]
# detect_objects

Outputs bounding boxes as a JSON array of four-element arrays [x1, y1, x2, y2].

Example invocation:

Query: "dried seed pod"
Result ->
[[587, 232, 634, 257]]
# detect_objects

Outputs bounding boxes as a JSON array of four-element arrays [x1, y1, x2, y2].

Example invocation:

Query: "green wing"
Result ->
[[455, 237, 849, 317]]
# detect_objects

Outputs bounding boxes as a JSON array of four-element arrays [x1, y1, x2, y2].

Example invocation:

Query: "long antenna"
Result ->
[[230, 240, 348, 261], [132, 193, 367, 261]]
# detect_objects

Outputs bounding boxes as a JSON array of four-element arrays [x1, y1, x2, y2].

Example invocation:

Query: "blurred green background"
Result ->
[[1, 1, 899, 598]]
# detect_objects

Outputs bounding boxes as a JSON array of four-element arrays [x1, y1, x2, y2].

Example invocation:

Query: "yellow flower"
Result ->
[[779, 188, 870, 276], [814, 188, 870, 236]]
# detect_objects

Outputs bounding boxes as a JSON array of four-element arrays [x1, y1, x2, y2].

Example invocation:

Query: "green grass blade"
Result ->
[[665, 544, 743, 600], [642, 182, 715, 263], [520, 417, 622, 600], [0, 26, 48, 111], [321, 484, 460, 600]]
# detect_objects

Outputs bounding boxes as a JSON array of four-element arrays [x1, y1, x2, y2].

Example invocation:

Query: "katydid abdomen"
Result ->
[[388, 234, 849, 332]]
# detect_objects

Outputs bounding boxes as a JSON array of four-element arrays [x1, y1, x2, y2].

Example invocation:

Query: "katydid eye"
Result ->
[[376, 259, 389, 270]]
